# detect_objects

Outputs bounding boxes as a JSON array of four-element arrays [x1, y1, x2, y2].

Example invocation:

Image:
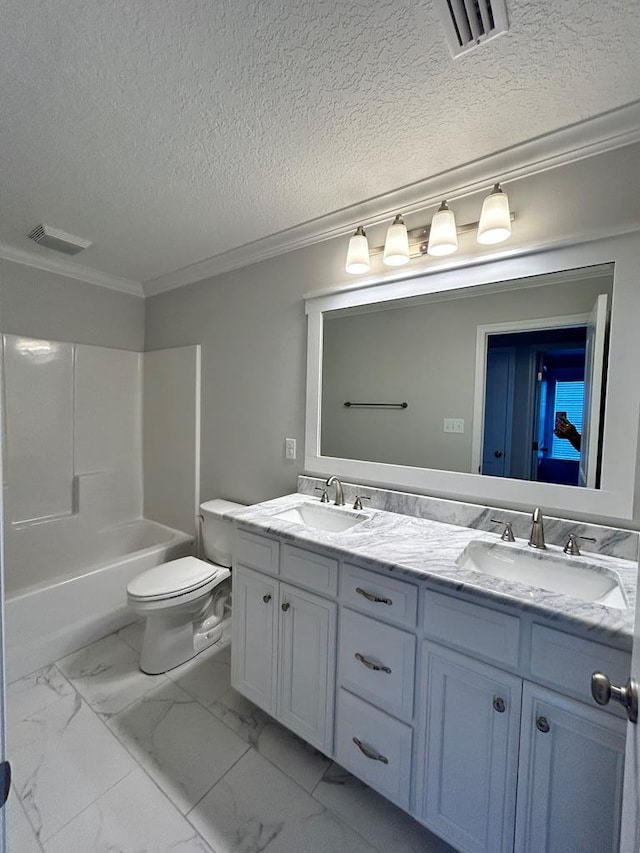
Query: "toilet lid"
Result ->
[[127, 556, 222, 600]]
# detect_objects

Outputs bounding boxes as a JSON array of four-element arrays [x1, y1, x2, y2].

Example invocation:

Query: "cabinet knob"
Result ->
[[536, 716, 550, 733], [262, 594, 271, 603], [591, 672, 638, 724], [281, 601, 291, 612], [493, 697, 506, 713]]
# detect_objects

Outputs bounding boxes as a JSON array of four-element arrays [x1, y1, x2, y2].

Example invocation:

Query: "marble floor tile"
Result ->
[[11, 692, 135, 844], [7, 666, 74, 733], [116, 621, 144, 653], [167, 642, 232, 707], [189, 749, 374, 853], [107, 680, 248, 813], [313, 764, 455, 853], [42, 768, 213, 853], [56, 634, 165, 718], [208, 686, 272, 746], [256, 720, 332, 793], [6, 787, 43, 853]]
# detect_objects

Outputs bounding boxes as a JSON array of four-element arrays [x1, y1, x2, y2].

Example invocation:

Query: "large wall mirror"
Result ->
[[321, 267, 612, 488], [305, 235, 640, 521]]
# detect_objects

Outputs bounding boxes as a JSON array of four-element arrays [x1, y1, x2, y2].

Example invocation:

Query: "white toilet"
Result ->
[[127, 499, 243, 674]]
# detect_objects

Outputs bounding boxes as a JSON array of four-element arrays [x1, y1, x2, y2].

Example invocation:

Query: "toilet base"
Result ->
[[139, 612, 226, 674]]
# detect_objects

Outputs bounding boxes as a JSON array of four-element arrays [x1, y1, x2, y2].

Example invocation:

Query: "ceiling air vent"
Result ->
[[435, 0, 509, 58], [27, 224, 92, 255]]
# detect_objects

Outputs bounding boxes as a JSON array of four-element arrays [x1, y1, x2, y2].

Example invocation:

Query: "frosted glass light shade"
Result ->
[[427, 201, 458, 256], [345, 227, 370, 274], [383, 214, 410, 266], [477, 184, 512, 245]]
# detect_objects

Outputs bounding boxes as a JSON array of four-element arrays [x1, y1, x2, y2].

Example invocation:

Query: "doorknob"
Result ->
[[591, 672, 638, 723]]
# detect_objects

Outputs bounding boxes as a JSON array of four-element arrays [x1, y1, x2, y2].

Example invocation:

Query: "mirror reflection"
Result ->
[[320, 265, 613, 488]]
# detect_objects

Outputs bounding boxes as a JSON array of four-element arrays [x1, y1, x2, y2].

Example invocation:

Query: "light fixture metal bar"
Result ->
[[367, 212, 515, 259]]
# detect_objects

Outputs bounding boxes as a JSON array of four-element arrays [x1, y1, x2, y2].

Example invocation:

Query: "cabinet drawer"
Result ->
[[340, 608, 415, 721], [235, 529, 280, 575], [335, 689, 413, 810], [281, 543, 338, 596], [342, 563, 418, 628], [529, 624, 631, 714], [424, 590, 520, 669]]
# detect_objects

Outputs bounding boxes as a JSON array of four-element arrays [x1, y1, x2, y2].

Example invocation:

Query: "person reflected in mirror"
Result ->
[[554, 414, 581, 451]]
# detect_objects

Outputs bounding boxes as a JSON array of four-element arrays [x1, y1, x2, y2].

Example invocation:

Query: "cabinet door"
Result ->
[[277, 582, 337, 753], [231, 564, 278, 714], [515, 682, 626, 853], [417, 643, 521, 853]]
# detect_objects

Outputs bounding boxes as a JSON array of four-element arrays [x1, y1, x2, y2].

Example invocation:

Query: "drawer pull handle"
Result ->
[[493, 697, 506, 713], [355, 653, 391, 674], [536, 716, 550, 733], [281, 602, 291, 612], [262, 594, 272, 603], [356, 587, 392, 606], [352, 737, 389, 764]]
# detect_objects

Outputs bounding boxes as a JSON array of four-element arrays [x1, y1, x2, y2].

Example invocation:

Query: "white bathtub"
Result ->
[[5, 519, 194, 681]]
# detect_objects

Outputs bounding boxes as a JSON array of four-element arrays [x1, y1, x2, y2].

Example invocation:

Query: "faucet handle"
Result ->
[[315, 487, 329, 503], [353, 495, 371, 510], [490, 518, 516, 542], [563, 532, 596, 556]]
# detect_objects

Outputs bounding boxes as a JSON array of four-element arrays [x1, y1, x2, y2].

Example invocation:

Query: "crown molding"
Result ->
[[0, 242, 144, 297], [143, 98, 640, 297]]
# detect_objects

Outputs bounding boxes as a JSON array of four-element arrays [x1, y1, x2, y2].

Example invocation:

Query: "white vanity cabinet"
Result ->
[[277, 582, 336, 750], [231, 535, 337, 753], [232, 526, 631, 853], [417, 644, 522, 853], [231, 564, 278, 713], [515, 683, 626, 853]]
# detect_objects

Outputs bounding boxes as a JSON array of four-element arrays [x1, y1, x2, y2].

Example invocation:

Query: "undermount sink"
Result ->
[[457, 540, 627, 609], [273, 502, 367, 533]]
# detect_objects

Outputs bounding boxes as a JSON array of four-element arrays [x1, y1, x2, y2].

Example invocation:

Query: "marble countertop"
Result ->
[[230, 493, 638, 649]]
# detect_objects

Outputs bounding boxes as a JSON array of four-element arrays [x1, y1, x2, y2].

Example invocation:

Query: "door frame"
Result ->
[[471, 312, 590, 477]]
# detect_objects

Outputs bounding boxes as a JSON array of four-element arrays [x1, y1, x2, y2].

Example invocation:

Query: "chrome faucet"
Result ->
[[528, 507, 546, 550], [325, 476, 345, 506]]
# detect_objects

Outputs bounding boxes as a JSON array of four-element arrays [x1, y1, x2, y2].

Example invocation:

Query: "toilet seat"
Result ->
[[127, 556, 224, 602]]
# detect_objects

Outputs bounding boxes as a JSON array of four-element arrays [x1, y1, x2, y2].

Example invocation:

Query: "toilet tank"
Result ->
[[200, 499, 245, 567]]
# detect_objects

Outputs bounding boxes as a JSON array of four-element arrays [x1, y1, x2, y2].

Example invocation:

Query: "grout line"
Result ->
[[52, 664, 218, 850], [37, 769, 137, 846], [184, 743, 251, 816]]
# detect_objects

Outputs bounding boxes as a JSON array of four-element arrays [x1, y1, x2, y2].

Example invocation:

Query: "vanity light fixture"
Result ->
[[345, 226, 371, 274], [382, 214, 411, 267], [477, 183, 512, 245], [427, 201, 458, 257], [344, 183, 515, 274]]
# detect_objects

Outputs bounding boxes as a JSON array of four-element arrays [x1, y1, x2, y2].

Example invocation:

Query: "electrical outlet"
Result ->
[[444, 418, 465, 433], [284, 437, 296, 460]]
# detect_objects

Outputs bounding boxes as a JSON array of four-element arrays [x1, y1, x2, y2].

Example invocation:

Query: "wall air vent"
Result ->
[[27, 224, 92, 255], [435, 0, 509, 58]]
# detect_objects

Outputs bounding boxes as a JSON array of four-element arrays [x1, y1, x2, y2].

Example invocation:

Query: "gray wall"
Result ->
[[0, 260, 145, 350], [321, 274, 613, 473], [145, 242, 346, 505]]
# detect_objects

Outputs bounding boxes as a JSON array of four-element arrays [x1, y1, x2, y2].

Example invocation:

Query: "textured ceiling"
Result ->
[[0, 0, 639, 285]]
